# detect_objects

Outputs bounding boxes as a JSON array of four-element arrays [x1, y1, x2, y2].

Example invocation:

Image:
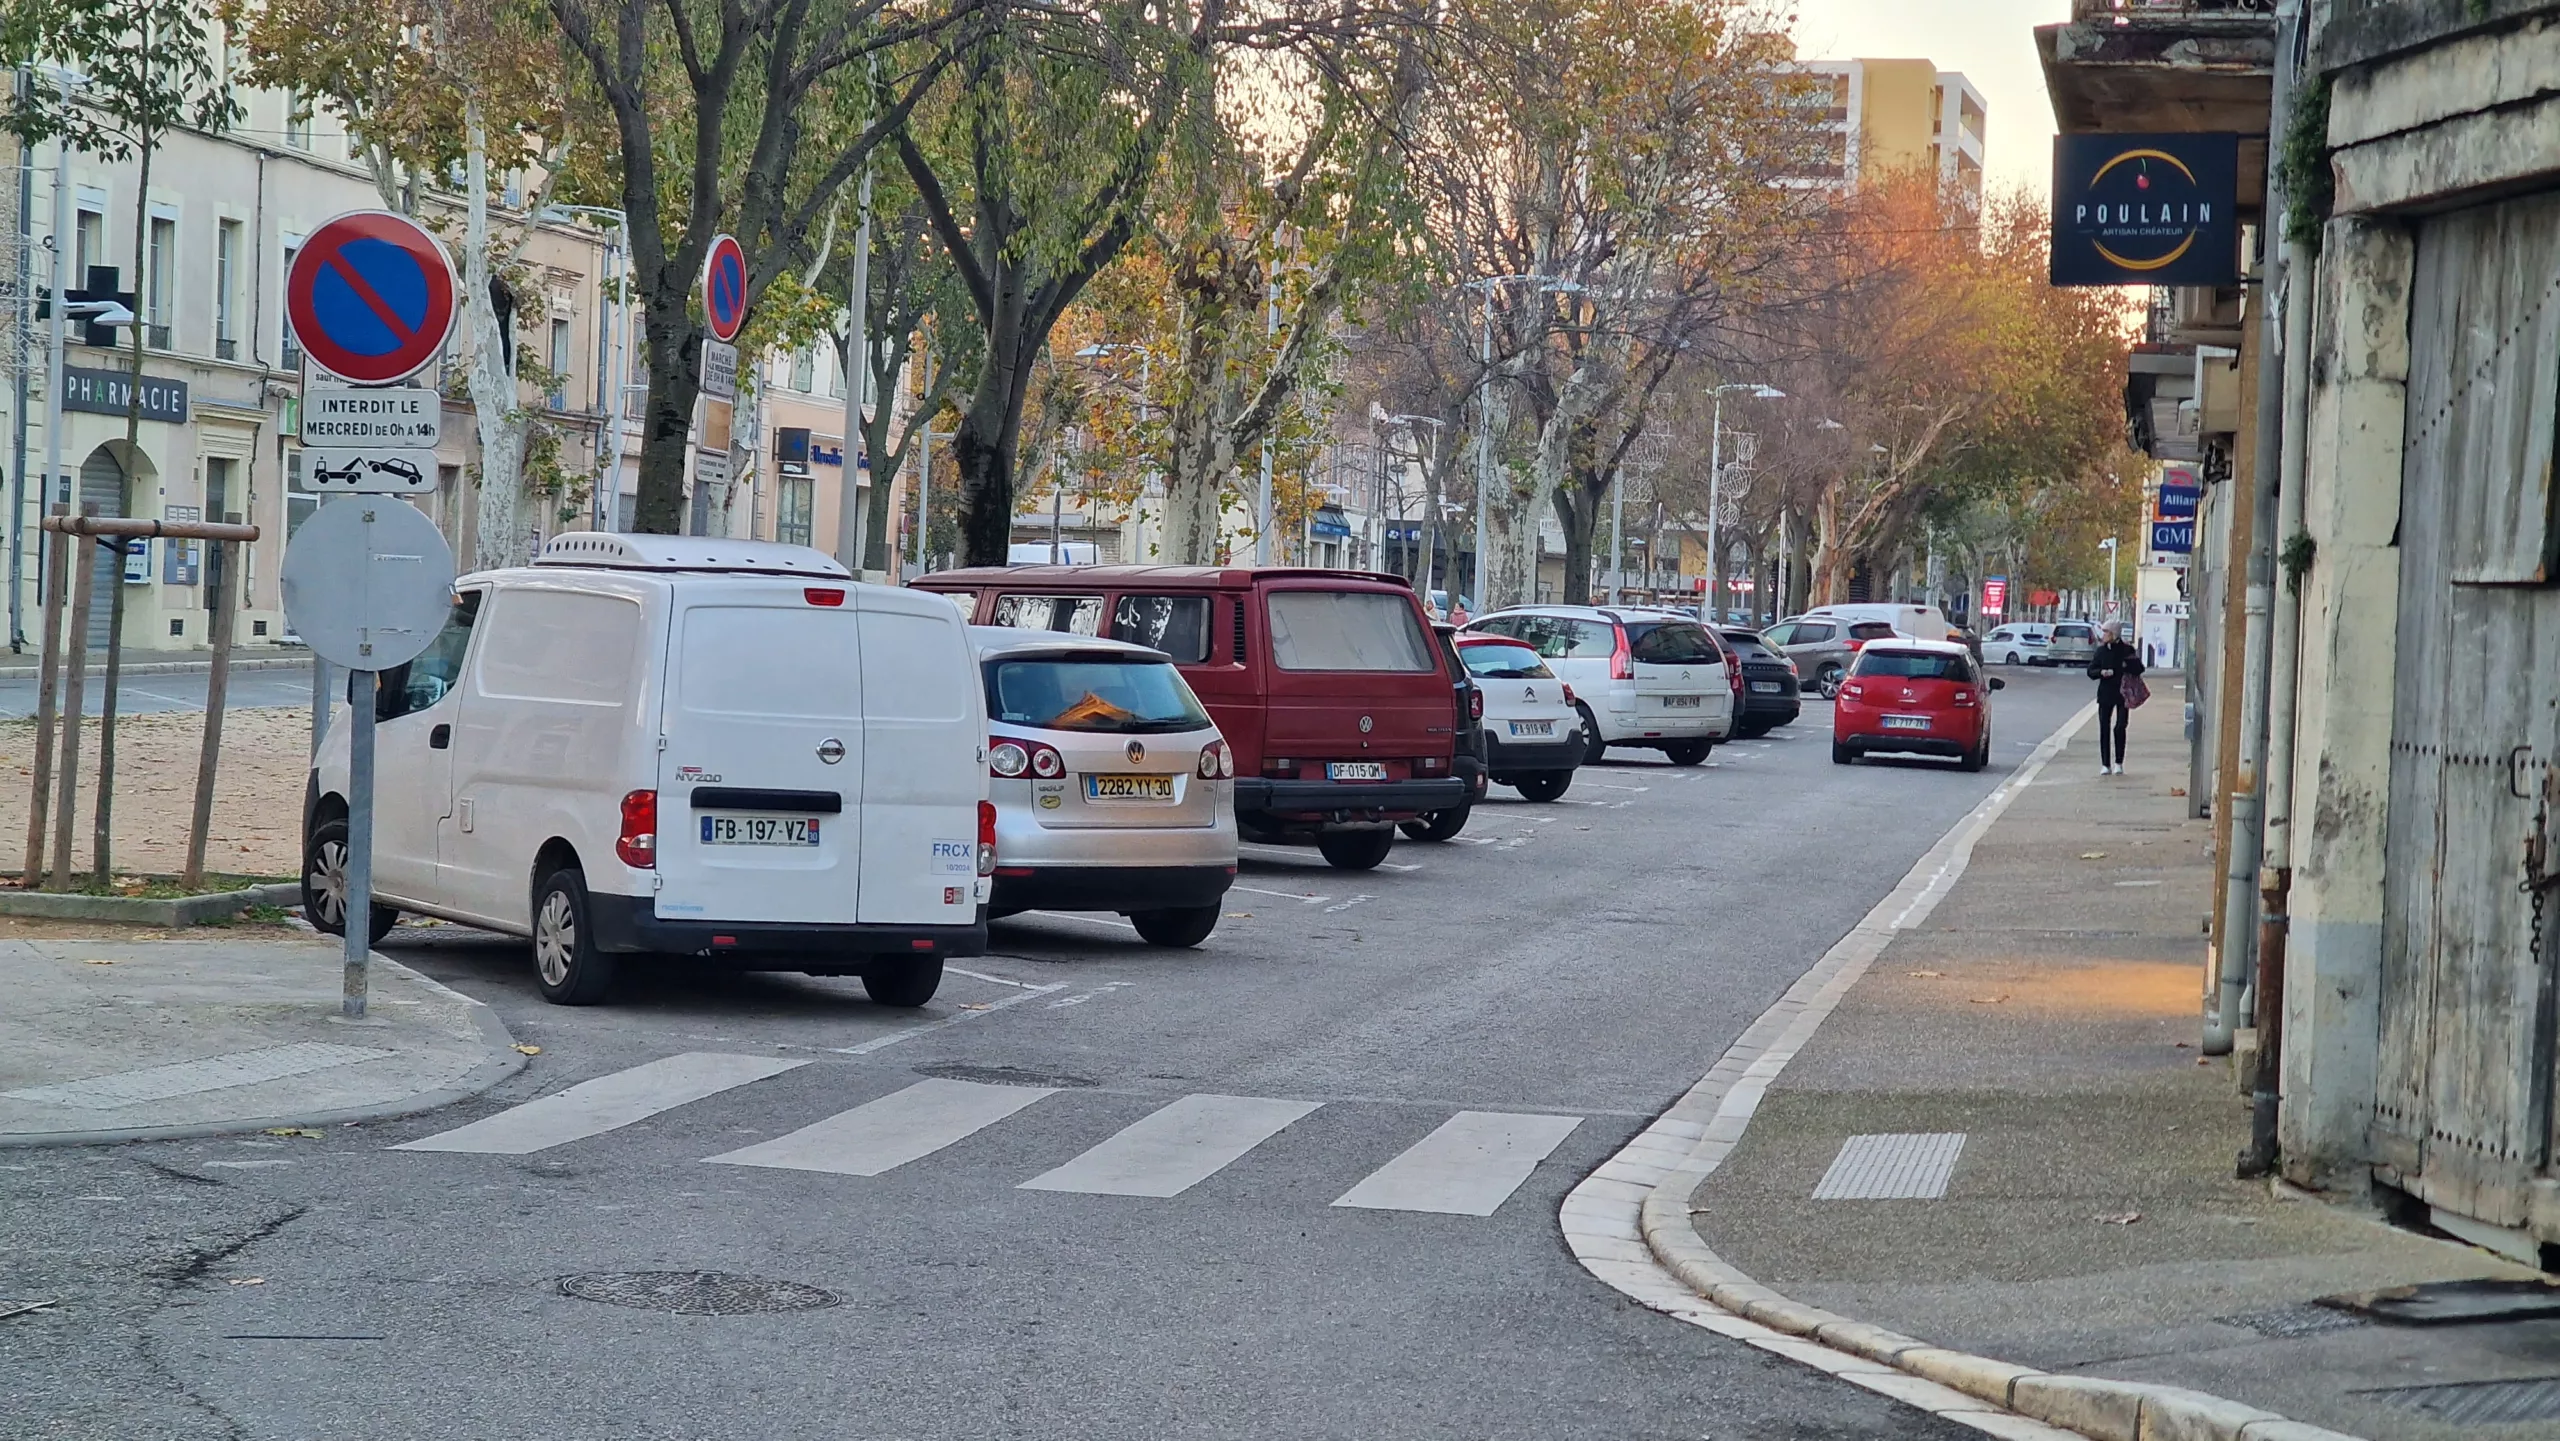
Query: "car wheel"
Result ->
[[1130, 905, 1221, 948], [2003, 650, 2021, 665], [1832, 740, 1857, 765], [302, 816, 399, 945], [1960, 734, 1990, 772], [1316, 829, 1395, 870], [531, 867, 617, 1006], [1662, 739, 1711, 766], [863, 957, 944, 1008], [1400, 805, 1471, 842], [1816, 664, 1845, 700], [1575, 703, 1608, 765], [1513, 772, 1572, 803]]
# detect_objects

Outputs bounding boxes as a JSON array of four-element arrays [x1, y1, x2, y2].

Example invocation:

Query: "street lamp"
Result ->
[[538, 205, 632, 532], [1703, 382, 1783, 622], [1077, 343, 1153, 558], [2099, 535, 2121, 622], [1465, 274, 1581, 610], [1379, 414, 1444, 597]]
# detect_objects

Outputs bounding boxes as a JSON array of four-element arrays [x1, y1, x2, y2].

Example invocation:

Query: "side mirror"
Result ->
[[1988, 677, 2007, 692]]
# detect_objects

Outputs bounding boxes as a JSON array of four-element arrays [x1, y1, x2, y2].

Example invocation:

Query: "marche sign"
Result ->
[[286, 211, 458, 386]]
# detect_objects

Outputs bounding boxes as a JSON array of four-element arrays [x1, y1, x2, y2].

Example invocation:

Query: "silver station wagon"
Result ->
[[971, 628, 1239, 947]]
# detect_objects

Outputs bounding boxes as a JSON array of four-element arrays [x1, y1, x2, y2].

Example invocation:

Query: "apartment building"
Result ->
[[1784, 57, 1988, 205]]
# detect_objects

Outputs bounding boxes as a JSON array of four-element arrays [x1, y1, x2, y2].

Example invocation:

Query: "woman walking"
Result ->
[[2088, 621, 2145, 775]]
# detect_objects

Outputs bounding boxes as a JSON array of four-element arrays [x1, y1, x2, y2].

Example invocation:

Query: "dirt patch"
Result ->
[[0, 707, 310, 881]]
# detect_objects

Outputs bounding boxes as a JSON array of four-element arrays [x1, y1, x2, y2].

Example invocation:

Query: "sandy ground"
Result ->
[[0, 707, 311, 882]]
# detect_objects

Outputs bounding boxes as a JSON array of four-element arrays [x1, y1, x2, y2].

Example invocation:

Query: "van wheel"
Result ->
[[1575, 704, 1608, 765], [1316, 829, 1394, 870], [531, 868, 617, 1006], [863, 957, 943, 1008], [1663, 739, 1712, 767], [1514, 771, 1572, 803], [1130, 906, 1220, 948], [1832, 741, 1857, 765], [1816, 664, 1845, 699], [1399, 805, 1471, 842], [302, 817, 399, 946]]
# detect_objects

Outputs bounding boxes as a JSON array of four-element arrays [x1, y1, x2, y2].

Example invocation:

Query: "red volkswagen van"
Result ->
[[913, 566, 1465, 870]]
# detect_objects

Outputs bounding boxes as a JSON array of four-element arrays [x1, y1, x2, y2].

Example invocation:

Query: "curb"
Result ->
[[0, 881, 300, 926], [0, 654, 314, 680], [1560, 703, 2365, 1441], [0, 954, 524, 1149]]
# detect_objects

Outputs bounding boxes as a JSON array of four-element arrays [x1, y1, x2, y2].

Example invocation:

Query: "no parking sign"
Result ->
[[286, 212, 459, 385]]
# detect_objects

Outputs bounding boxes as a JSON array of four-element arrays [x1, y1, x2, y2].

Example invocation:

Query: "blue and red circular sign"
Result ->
[[285, 211, 458, 385], [702, 234, 748, 343]]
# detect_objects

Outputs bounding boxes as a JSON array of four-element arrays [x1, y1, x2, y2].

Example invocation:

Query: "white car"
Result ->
[[1462, 605, 1735, 765], [1801, 601, 1960, 643], [1453, 634, 1584, 800], [303, 535, 992, 1008], [1982, 624, 2053, 665], [972, 627, 1238, 947]]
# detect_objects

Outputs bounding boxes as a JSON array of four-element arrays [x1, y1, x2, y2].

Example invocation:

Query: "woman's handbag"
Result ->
[[2121, 672, 2151, 710]]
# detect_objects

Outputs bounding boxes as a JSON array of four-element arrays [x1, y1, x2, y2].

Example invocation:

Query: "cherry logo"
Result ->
[[2136, 173, 2151, 189]]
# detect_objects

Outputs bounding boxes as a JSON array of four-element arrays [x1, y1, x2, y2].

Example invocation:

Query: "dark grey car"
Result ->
[[1761, 615, 1899, 699]]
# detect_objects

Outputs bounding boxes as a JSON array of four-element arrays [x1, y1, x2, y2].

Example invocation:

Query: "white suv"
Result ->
[[1462, 605, 1735, 764], [303, 536, 992, 1008]]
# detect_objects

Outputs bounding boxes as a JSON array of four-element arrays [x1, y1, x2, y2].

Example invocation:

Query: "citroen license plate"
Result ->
[[1507, 720, 1555, 737], [1085, 774, 1175, 801], [1660, 694, 1702, 709], [1882, 715, 1931, 731], [700, 815, 819, 846], [1327, 762, 1387, 781]]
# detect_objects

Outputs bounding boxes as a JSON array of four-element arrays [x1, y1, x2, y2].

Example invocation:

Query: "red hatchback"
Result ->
[[1831, 639, 2004, 771]]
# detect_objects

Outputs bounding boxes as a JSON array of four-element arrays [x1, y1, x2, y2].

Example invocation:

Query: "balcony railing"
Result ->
[[215, 337, 237, 361], [2074, 0, 2275, 20]]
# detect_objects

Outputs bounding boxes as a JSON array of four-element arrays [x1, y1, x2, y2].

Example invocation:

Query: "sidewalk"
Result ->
[[0, 934, 520, 1146], [0, 651, 311, 677], [1679, 701, 2545, 1440]]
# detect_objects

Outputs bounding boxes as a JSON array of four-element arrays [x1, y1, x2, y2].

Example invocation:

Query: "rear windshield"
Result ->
[[1459, 642, 1553, 679], [2054, 625, 2094, 639], [1624, 621, 1719, 664], [1855, 649, 1975, 681], [1847, 621, 1898, 640], [984, 657, 1212, 734], [1267, 591, 1436, 672], [1721, 631, 1779, 662]]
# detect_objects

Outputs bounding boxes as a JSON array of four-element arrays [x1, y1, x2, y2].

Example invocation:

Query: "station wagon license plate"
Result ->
[[1660, 694, 1702, 709], [1507, 720, 1555, 738], [1882, 715, 1932, 731], [1085, 774, 1175, 801], [1327, 762, 1388, 781], [700, 815, 820, 846], [1749, 681, 1784, 693]]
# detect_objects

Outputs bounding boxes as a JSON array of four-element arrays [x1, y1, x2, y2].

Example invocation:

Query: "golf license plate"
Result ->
[[1085, 774, 1175, 801], [700, 815, 820, 846], [1327, 762, 1388, 781], [1508, 720, 1556, 737], [1660, 694, 1702, 709], [1882, 715, 1932, 731], [1749, 681, 1784, 694]]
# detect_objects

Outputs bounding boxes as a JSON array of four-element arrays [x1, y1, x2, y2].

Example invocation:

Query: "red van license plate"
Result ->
[[1326, 762, 1387, 781]]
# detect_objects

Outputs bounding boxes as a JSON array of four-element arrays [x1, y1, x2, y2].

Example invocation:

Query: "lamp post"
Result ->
[[538, 205, 632, 532], [1703, 382, 1784, 622], [2100, 535, 2121, 621], [1076, 342, 1153, 560], [1464, 274, 1580, 611], [1379, 413, 1444, 600]]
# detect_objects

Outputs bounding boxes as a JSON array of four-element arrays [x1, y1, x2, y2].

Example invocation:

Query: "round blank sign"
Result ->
[[280, 497, 458, 671]]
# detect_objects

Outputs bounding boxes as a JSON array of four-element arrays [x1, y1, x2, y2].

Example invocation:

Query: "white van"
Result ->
[[1802, 602, 1959, 644], [301, 536, 992, 1008]]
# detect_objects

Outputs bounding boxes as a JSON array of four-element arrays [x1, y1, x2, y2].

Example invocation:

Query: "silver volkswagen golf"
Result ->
[[972, 628, 1239, 947]]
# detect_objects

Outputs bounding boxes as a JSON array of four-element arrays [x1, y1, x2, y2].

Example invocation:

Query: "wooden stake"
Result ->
[[20, 512, 68, 887], [183, 541, 236, 889], [49, 516, 97, 891]]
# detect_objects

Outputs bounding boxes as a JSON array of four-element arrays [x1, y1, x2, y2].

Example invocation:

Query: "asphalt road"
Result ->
[[0, 662, 320, 718], [3, 667, 2093, 1441]]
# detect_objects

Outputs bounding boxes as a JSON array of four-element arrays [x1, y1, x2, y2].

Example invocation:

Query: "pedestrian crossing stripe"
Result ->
[[396, 1053, 1580, 1217]]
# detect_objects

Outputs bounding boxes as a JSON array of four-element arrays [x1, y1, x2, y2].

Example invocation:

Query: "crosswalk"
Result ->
[[396, 1052, 1583, 1218]]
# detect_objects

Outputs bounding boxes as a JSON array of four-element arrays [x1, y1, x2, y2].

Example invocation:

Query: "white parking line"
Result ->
[[1231, 884, 1329, 904], [830, 981, 1071, 1055], [1322, 895, 1372, 914], [1023, 910, 1140, 931], [947, 966, 1039, 989]]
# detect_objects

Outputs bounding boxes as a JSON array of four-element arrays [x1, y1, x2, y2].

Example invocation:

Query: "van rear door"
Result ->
[[1259, 583, 1451, 780], [853, 587, 987, 926], [1621, 618, 1733, 733], [656, 583, 866, 926]]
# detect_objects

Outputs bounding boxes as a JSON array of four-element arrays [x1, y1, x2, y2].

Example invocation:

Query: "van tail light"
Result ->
[[1610, 631, 1633, 681], [1561, 683, 1577, 706], [988, 739, 1064, 779], [804, 587, 846, 606], [616, 789, 657, 868], [1262, 758, 1297, 779], [1468, 688, 1484, 721], [977, 800, 997, 876], [1197, 740, 1234, 779], [1418, 755, 1446, 773]]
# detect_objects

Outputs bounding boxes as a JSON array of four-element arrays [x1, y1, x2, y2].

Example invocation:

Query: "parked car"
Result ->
[[914, 565, 1466, 870], [1802, 601, 1961, 643], [1719, 628, 1802, 737], [1450, 633, 1585, 801], [972, 628, 1237, 947], [1461, 605, 1735, 765], [1831, 638, 2005, 771], [303, 536, 991, 1008], [1400, 623, 1491, 842], [1760, 615, 1900, 699], [2039, 620, 2103, 669], [1982, 624, 2052, 665]]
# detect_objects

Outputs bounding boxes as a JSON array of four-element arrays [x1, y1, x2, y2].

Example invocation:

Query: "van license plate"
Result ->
[[1507, 720, 1555, 737], [1660, 695, 1702, 709], [1882, 715, 1931, 731], [1327, 762, 1387, 781], [1085, 774, 1175, 801], [700, 815, 820, 846]]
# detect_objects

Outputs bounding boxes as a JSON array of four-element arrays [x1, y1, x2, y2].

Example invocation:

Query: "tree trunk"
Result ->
[[953, 369, 1024, 567], [1810, 480, 1849, 606], [633, 293, 701, 535], [463, 100, 530, 569], [1558, 485, 1594, 606], [97, 114, 158, 885]]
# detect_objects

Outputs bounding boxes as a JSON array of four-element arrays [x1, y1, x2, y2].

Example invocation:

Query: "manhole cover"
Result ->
[[2359, 1376, 2560, 1424], [912, 1062, 1096, 1089], [2218, 1303, 2370, 1339], [554, 1272, 837, 1315]]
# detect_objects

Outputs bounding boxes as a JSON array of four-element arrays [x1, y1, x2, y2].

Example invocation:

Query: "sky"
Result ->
[[1788, 0, 2075, 202]]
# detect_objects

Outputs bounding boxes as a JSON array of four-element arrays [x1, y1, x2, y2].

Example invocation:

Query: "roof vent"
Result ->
[[534, 534, 853, 578]]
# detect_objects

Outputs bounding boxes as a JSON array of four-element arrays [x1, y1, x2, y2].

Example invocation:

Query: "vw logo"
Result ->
[[1358, 715, 1374, 733], [1125, 740, 1146, 764], [816, 738, 845, 764]]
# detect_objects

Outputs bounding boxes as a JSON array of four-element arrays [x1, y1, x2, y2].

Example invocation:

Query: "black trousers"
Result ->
[[2098, 697, 2129, 767]]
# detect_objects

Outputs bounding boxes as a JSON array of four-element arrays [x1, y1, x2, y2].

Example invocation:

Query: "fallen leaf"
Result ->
[[1968, 994, 2010, 1005], [2174, 1041, 2192, 1049], [512, 1044, 542, 1056], [2169, 787, 2187, 797], [226, 1277, 266, 1286], [2095, 1212, 2142, 1226], [80, 958, 116, 966], [1225, 911, 1253, 919], [957, 1003, 990, 1011], [1906, 970, 1944, 979], [2080, 851, 2108, 860], [261, 1128, 321, 1139]]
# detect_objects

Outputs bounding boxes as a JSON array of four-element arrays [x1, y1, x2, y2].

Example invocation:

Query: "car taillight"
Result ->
[[1952, 689, 1977, 707], [1262, 758, 1297, 779], [616, 789, 657, 868], [1469, 688, 1484, 721], [1561, 683, 1577, 706], [1197, 740, 1234, 779], [977, 800, 997, 875], [1841, 681, 1865, 700], [1611, 631, 1633, 681], [1029, 743, 1064, 778], [1419, 755, 1445, 773], [989, 739, 1063, 779], [804, 587, 845, 606]]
